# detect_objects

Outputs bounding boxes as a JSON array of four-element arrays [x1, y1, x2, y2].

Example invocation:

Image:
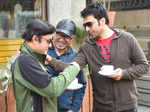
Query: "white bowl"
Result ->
[[67, 78, 83, 90], [98, 65, 115, 76]]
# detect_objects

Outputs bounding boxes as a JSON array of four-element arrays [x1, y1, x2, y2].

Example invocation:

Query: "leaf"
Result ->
[[83, 65, 90, 77], [75, 27, 88, 43], [0, 64, 12, 94]]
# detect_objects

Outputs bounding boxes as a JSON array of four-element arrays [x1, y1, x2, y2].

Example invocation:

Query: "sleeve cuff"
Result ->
[[70, 62, 80, 71], [122, 70, 128, 79]]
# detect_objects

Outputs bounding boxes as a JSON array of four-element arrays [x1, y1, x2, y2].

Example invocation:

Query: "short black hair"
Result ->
[[80, 2, 109, 25], [22, 19, 55, 41]]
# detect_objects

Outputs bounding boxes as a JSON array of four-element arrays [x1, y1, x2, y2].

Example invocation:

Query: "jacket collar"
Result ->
[[20, 42, 46, 63], [85, 28, 122, 45], [64, 46, 73, 54]]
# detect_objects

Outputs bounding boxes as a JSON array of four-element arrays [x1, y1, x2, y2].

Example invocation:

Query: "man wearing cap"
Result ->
[[11, 19, 80, 112], [46, 19, 86, 112]]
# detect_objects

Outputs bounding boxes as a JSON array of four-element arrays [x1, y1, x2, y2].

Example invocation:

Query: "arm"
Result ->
[[71, 71, 86, 112], [17, 54, 80, 98], [121, 35, 149, 80], [47, 62, 80, 97], [108, 34, 149, 81], [47, 46, 87, 71], [46, 55, 69, 72], [73, 47, 88, 70]]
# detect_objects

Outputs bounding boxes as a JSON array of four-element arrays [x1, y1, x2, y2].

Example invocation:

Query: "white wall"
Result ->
[[72, 0, 86, 28], [47, 0, 86, 27], [47, 0, 71, 26]]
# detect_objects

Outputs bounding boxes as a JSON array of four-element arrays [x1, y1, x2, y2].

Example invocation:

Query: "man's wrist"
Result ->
[[70, 62, 80, 71], [45, 55, 52, 65]]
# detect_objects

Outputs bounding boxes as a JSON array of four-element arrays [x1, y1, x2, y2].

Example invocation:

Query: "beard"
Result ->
[[89, 31, 102, 39]]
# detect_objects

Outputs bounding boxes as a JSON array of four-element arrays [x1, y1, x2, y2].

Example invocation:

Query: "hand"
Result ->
[[67, 110, 73, 112], [64, 89, 73, 92], [108, 68, 123, 80], [45, 55, 52, 65]]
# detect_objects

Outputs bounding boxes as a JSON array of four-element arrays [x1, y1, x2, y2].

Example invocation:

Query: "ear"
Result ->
[[99, 17, 105, 25], [32, 35, 39, 43]]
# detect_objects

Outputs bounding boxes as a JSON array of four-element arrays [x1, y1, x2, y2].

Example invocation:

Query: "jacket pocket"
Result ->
[[116, 80, 138, 105], [93, 75, 113, 104]]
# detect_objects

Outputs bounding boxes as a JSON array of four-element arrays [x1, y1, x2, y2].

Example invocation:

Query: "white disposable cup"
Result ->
[[101, 65, 114, 72]]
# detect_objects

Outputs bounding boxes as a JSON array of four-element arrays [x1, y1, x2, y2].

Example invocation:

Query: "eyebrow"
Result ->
[[83, 21, 93, 24]]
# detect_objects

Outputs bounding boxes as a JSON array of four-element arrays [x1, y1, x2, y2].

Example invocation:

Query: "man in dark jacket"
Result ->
[[46, 19, 86, 112], [12, 19, 80, 112], [46, 2, 149, 112]]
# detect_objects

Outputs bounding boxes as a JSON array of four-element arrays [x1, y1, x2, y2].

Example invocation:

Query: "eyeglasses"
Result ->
[[83, 22, 93, 29], [56, 33, 72, 41], [42, 38, 51, 44]]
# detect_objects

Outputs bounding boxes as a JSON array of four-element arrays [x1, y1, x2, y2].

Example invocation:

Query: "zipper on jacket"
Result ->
[[95, 43, 106, 64]]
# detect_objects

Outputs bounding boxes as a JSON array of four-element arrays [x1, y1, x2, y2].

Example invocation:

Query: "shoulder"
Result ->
[[117, 31, 140, 50], [78, 39, 95, 54], [119, 31, 135, 39], [19, 52, 36, 61], [78, 40, 90, 50], [113, 28, 135, 39], [115, 31, 137, 45], [18, 52, 38, 67], [19, 53, 34, 63]]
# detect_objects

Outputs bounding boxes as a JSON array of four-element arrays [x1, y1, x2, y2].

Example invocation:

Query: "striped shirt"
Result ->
[[96, 33, 115, 64]]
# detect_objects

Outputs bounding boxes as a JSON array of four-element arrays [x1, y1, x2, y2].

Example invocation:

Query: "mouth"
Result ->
[[56, 43, 66, 48]]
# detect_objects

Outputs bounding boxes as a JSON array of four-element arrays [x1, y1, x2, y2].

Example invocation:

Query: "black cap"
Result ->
[[22, 19, 55, 41], [56, 19, 76, 38], [26, 19, 55, 35]]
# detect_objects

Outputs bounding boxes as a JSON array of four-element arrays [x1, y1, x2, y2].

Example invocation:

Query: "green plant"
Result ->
[[75, 27, 88, 45], [0, 51, 20, 112], [0, 62, 12, 94], [83, 65, 91, 78], [0, 62, 12, 112], [0, 51, 20, 94]]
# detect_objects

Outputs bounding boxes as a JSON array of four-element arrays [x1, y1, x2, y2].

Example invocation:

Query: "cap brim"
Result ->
[[56, 29, 72, 38]]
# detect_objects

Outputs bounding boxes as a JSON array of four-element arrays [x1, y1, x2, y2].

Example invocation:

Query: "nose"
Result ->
[[49, 43, 52, 48], [58, 38, 66, 44], [85, 26, 90, 32]]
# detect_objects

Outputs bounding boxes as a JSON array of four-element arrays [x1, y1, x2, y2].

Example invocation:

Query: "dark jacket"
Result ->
[[46, 47, 86, 112], [49, 29, 149, 112], [12, 43, 80, 112]]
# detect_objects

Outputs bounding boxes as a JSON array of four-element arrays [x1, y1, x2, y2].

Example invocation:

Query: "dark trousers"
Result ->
[[93, 108, 137, 112]]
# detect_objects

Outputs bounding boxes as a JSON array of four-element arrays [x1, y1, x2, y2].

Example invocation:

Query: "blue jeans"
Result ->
[[93, 108, 137, 112]]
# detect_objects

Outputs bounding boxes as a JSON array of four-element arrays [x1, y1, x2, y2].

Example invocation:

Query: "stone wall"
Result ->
[[114, 10, 150, 28]]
